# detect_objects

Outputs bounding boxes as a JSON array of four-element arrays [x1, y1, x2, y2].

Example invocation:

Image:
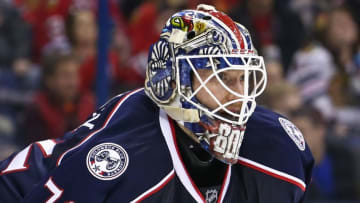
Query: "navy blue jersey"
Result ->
[[0, 89, 314, 202]]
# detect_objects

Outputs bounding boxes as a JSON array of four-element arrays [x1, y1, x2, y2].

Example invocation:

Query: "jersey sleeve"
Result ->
[[0, 89, 172, 203], [0, 91, 133, 202]]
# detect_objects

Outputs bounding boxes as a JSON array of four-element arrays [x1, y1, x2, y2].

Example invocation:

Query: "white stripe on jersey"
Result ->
[[238, 156, 306, 191], [56, 88, 144, 166], [130, 169, 175, 203], [159, 110, 205, 203]]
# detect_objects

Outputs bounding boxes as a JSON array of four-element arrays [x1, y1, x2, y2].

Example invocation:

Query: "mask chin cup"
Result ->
[[198, 118, 245, 165], [160, 105, 200, 123]]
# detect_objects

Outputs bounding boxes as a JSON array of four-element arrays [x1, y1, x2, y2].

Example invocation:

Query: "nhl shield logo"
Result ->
[[86, 143, 129, 180], [279, 117, 306, 151], [205, 189, 218, 203]]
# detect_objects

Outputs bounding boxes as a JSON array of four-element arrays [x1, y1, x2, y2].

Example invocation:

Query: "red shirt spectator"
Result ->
[[23, 53, 95, 143]]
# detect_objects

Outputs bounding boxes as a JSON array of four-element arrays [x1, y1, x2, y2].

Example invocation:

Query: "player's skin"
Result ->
[[193, 69, 245, 115]]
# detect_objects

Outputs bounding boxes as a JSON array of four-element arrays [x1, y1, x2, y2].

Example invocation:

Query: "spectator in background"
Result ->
[[65, 8, 142, 95], [122, 1, 178, 86], [287, 40, 336, 122], [42, 15, 71, 56], [14, 0, 75, 61], [320, 6, 360, 131], [262, 44, 284, 87], [265, 59, 284, 86], [14, 0, 98, 61], [22, 53, 95, 144], [258, 43, 299, 116], [258, 81, 302, 117], [110, 0, 181, 93], [288, 4, 360, 134], [65, 9, 99, 92], [0, 1, 31, 70], [324, 6, 360, 106], [291, 107, 360, 201], [0, 1, 39, 148], [291, 107, 335, 200], [229, 0, 305, 72], [111, 27, 144, 93]]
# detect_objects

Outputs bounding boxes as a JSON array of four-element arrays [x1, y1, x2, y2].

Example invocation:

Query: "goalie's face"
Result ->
[[187, 60, 263, 164], [176, 54, 266, 126], [175, 54, 266, 164], [193, 69, 245, 118]]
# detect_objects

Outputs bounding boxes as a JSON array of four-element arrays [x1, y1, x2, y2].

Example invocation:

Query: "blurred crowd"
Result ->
[[0, 0, 359, 202]]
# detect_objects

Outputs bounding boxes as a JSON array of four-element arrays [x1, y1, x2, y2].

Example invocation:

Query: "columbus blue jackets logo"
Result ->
[[279, 117, 306, 151], [86, 143, 129, 180]]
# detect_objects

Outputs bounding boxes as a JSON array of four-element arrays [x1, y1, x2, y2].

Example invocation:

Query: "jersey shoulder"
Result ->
[[99, 88, 159, 125], [0, 89, 174, 202], [238, 105, 314, 190], [61, 88, 167, 159]]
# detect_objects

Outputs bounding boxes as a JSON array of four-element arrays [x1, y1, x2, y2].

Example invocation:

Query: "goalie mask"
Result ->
[[145, 4, 267, 164]]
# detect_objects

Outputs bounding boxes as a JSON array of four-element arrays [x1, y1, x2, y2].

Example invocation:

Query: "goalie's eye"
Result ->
[[218, 71, 245, 82], [218, 72, 237, 87], [239, 74, 245, 82], [218, 72, 227, 81]]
